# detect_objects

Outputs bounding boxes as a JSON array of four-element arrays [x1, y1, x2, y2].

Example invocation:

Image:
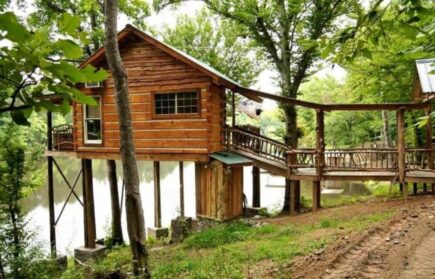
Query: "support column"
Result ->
[[179, 161, 185, 218], [424, 106, 434, 195], [154, 161, 161, 228], [413, 183, 418, 196], [231, 91, 236, 127], [312, 181, 321, 212], [82, 159, 96, 249], [47, 112, 56, 257], [288, 180, 300, 216], [397, 108, 406, 185], [403, 183, 408, 199], [252, 166, 260, 207]]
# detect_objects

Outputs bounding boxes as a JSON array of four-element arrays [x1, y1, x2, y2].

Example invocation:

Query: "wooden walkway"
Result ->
[[225, 126, 435, 183]]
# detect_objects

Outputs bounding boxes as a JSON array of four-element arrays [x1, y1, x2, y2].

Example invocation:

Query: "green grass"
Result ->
[[62, 210, 394, 279]]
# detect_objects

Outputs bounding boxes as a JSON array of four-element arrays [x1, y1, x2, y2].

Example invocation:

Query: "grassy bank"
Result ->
[[61, 209, 393, 278]]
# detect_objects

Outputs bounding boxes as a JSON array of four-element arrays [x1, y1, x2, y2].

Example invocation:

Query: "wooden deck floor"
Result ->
[[290, 168, 435, 183]]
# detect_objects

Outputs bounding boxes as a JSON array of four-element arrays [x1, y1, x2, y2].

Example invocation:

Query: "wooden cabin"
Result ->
[[413, 58, 435, 102]]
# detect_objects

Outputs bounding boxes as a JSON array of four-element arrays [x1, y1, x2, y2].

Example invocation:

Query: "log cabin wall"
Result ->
[[73, 34, 224, 161]]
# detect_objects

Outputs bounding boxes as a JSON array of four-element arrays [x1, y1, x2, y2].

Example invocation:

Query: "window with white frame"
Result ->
[[83, 96, 102, 144], [154, 91, 199, 115]]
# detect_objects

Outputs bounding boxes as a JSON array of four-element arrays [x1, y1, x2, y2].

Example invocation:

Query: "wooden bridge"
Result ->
[[225, 126, 435, 184]]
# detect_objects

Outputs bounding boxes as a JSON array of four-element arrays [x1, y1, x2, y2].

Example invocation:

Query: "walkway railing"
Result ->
[[224, 126, 289, 166], [52, 124, 74, 151], [225, 127, 434, 178]]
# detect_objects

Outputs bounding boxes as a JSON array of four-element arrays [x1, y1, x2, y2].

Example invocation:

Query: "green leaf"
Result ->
[[56, 39, 83, 59], [10, 110, 30, 126], [0, 12, 31, 42], [58, 13, 81, 35], [361, 49, 372, 59], [80, 65, 108, 82], [72, 89, 98, 106]]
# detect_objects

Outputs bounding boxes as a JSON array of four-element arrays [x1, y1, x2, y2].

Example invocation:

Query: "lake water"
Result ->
[[23, 158, 301, 255]]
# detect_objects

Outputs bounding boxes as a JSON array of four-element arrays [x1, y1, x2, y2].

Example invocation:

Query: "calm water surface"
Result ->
[[23, 159, 296, 255]]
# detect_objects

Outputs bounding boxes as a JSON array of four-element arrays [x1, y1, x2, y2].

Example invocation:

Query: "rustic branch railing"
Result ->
[[224, 127, 289, 165], [405, 148, 434, 170], [52, 124, 74, 151], [324, 148, 398, 171]]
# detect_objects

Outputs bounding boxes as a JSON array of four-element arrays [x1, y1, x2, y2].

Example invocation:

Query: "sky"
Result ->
[[13, 0, 348, 108]]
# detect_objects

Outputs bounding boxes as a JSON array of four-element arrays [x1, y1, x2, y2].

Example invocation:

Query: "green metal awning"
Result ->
[[209, 151, 252, 166]]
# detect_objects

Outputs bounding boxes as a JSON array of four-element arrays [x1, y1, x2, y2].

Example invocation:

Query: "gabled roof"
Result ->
[[416, 58, 435, 94], [80, 24, 241, 90]]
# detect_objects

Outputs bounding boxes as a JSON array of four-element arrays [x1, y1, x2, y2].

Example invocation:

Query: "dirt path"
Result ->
[[287, 196, 435, 279]]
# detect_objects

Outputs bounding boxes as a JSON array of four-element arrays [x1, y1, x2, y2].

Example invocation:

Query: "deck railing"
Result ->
[[224, 126, 289, 165], [405, 148, 434, 170], [52, 124, 74, 151]]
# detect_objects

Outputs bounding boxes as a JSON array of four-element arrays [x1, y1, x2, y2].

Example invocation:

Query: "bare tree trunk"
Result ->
[[382, 110, 392, 147], [104, 1, 150, 277], [107, 160, 124, 246]]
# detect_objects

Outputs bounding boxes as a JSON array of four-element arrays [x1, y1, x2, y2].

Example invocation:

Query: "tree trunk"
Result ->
[[0, 252, 5, 279], [107, 160, 124, 246], [382, 110, 392, 147], [104, 1, 150, 277]]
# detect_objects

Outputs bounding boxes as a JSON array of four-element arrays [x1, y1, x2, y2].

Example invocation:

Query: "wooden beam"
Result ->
[[252, 166, 260, 208], [153, 161, 162, 228], [397, 108, 406, 183], [236, 87, 322, 109], [312, 181, 321, 212], [232, 91, 236, 127], [323, 102, 429, 111], [235, 87, 429, 111], [179, 161, 185, 218], [82, 159, 96, 249]]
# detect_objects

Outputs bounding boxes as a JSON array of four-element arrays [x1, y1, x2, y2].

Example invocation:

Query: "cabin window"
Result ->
[[83, 96, 102, 144], [85, 81, 103, 88], [154, 91, 198, 115]]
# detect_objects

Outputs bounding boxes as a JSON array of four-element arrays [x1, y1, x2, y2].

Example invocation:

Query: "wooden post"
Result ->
[[403, 183, 408, 199], [47, 112, 56, 257], [231, 91, 236, 127], [425, 106, 433, 170], [316, 110, 325, 180], [252, 166, 260, 207], [179, 161, 185, 217], [195, 162, 201, 216], [399, 183, 403, 193], [312, 181, 321, 212], [153, 161, 162, 228], [82, 159, 96, 249], [397, 108, 406, 184], [413, 183, 418, 195], [423, 183, 428, 193], [288, 180, 300, 216]]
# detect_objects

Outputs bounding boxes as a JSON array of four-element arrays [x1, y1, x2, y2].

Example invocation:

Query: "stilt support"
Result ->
[[413, 183, 418, 196], [252, 166, 260, 207], [179, 161, 185, 217], [312, 181, 321, 212], [423, 183, 428, 193], [288, 180, 300, 216], [47, 112, 57, 257], [154, 161, 162, 228], [82, 159, 96, 248], [402, 183, 408, 199]]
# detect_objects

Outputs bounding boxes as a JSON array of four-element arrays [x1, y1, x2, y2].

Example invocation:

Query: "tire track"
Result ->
[[399, 231, 435, 279]]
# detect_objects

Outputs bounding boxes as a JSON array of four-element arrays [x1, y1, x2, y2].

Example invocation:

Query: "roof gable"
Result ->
[[80, 25, 239, 89]]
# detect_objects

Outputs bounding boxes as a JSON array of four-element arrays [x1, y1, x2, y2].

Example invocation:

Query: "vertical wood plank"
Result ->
[[425, 107, 433, 170], [195, 162, 201, 216]]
